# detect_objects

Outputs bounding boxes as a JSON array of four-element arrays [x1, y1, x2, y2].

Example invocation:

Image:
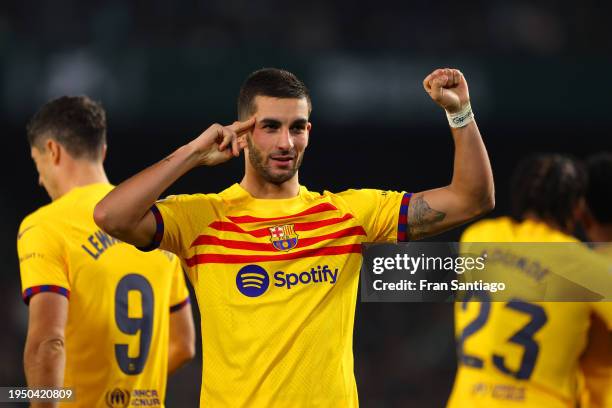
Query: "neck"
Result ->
[[239, 171, 300, 199], [54, 160, 109, 200], [587, 224, 612, 242]]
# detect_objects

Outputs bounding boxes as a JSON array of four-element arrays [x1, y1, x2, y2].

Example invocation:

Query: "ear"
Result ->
[[304, 122, 312, 147], [101, 143, 108, 162], [46, 139, 62, 165]]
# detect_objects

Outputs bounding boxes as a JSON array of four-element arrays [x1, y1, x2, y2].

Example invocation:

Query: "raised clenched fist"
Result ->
[[423, 68, 470, 114]]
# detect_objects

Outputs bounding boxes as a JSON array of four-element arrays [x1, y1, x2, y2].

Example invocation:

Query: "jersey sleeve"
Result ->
[[337, 189, 411, 242], [168, 254, 191, 313], [138, 194, 218, 256], [17, 220, 70, 304]]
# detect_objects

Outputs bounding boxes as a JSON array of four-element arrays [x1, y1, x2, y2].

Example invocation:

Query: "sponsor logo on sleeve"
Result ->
[[17, 225, 36, 240]]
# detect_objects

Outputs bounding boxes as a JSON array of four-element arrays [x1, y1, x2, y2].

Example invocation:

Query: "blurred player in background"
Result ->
[[581, 153, 612, 247], [18, 96, 195, 408], [93, 67, 494, 406], [579, 152, 612, 408], [448, 154, 612, 407]]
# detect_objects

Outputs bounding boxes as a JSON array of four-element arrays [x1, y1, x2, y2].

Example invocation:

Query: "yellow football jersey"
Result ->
[[580, 243, 612, 408], [18, 183, 190, 408], [448, 217, 612, 408], [147, 183, 410, 407]]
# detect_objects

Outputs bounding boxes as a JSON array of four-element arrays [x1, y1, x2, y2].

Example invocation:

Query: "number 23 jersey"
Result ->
[[448, 218, 612, 408], [18, 183, 189, 408]]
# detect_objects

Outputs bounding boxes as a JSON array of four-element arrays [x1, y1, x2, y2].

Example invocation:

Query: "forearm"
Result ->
[[95, 119, 253, 244], [406, 119, 494, 240], [167, 306, 196, 376], [24, 338, 65, 408], [167, 343, 193, 376], [94, 143, 199, 239], [448, 120, 494, 212]]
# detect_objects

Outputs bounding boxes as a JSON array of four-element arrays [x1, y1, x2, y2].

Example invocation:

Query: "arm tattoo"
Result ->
[[407, 195, 446, 240]]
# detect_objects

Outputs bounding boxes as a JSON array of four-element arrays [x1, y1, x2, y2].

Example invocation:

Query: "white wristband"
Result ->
[[446, 103, 474, 128]]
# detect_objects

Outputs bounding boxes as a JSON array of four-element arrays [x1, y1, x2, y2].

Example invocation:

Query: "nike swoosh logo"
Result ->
[[17, 225, 35, 240]]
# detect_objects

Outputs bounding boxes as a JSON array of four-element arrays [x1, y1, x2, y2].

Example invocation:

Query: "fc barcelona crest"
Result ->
[[269, 224, 299, 251]]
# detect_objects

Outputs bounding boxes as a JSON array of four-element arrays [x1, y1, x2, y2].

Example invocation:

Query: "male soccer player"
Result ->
[[18, 96, 195, 408], [94, 67, 494, 407], [579, 153, 612, 408], [448, 154, 612, 407]]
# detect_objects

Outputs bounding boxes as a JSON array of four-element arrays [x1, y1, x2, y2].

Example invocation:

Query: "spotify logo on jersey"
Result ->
[[236, 265, 270, 297]]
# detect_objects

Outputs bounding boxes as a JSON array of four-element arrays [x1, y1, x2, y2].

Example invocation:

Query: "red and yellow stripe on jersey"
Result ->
[[147, 183, 411, 407], [17, 183, 190, 408], [448, 217, 612, 408]]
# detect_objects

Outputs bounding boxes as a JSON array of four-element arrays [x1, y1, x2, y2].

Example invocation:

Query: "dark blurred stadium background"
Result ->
[[0, 1, 610, 407]]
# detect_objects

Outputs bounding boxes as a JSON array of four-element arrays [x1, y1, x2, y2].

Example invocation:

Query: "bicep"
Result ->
[[94, 203, 157, 249], [111, 208, 158, 249], [131, 209, 158, 248], [407, 186, 481, 240]]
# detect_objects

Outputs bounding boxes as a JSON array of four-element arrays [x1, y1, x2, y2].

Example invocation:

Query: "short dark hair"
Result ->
[[511, 154, 586, 229], [237, 68, 311, 120], [585, 152, 612, 224], [26, 95, 107, 160]]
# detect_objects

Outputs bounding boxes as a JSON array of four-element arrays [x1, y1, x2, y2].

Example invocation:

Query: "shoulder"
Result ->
[[332, 188, 404, 199], [328, 188, 379, 204], [18, 203, 63, 238], [17, 208, 66, 259], [330, 188, 405, 209], [332, 188, 378, 197], [159, 192, 212, 203], [157, 192, 224, 208], [154, 193, 228, 232], [460, 217, 514, 242]]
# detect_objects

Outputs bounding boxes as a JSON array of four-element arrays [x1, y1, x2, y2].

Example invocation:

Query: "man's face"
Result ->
[[246, 96, 311, 185], [30, 144, 58, 200]]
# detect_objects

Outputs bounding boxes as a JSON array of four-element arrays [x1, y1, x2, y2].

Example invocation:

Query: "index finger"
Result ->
[[423, 73, 440, 92], [423, 74, 433, 91], [228, 117, 255, 134]]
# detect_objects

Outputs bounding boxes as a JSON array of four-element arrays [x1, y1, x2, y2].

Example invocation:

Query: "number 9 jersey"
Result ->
[[448, 217, 612, 408], [17, 183, 190, 408]]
